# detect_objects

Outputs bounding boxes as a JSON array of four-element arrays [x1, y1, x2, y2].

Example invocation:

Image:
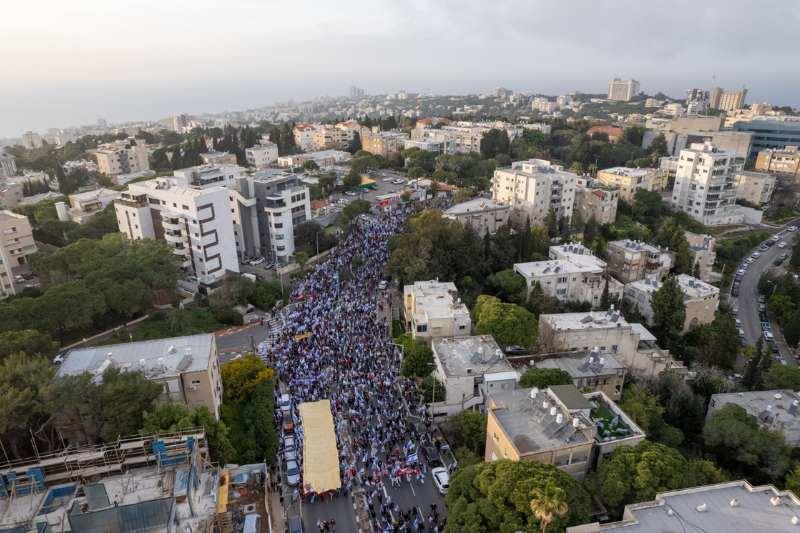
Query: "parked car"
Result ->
[[774, 257, 785, 266], [738, 328, 745, 338], [345, 190, 359, 197], [779, 241, 788, 248], [284, 447, 298, 463], [279, 393, 291, 413], [762, 321, 771, 332], [731, 307, 738, 316], [432, 467, 450, 495], [764, 331, 775, 341], [503, 345, 529, 355], [285, 460, 300, 486], [788, 226, 797, 232], [249, 257, 266, 266], [378, 280, 388, 291], [392, 178, 405, 185], [423, 445, 444, 468], [735, 319, 742, 327], [282, 412, 295, 434]]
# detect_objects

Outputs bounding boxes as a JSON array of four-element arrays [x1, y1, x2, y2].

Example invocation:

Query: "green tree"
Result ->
[[0, 353, 55, 459], [0, 330, 57, 359], [695, 313, 740, 369], [342, 169, 361, 190], [529, 483, 569, 533], [650, 276, 686, 349], [142, 402, 234, 464], [703, 403, 791, 483], [479, 129, 511, 160], [473, 295, 537, 348], [485, 269, 527, 304], [763, 365, 800, 390], [742, 346, 765, 390], [398, 335, 434, 378], [249, 280, 283, 311], [442, 410, 487, 455], [518, 368, 572, 389], [786, 465, 800, 497], [791, 240, 800, 270], [302, 160, 319, 171], [445, 460, 591, 533], [620, 384, 684, 447], [648, 133, 669, 161]]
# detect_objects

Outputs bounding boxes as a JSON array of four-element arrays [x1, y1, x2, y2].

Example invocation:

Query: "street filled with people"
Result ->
[[263, 207, 448, 532]]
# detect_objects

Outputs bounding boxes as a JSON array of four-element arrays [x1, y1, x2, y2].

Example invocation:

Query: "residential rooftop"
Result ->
[[536, 350, 625, 380], [568, 481, 800, 532], [432, 335, 514, 378], [707, 389, 800, 446], [608, 239, 664, 255], [57, 333, 215, 380], [627, 274, 719, 300], [539, 309, 631, 332], [444, 198, 509, 216], [598, 166, 654, 178], [405, 280, 470, 321]]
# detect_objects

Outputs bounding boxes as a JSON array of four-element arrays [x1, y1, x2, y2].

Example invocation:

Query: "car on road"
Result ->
[[284, 446, 297, 463], [287, 516, 304, 533], [731, 307, 738, 316], [382, 177, 394, 183], [764, 331, 775, 341], [735, 319, 742, 327], [423, 445, 444, 468], [738, 328, 745, 338], [283, 435, 296, 453], [752, 252, 761, 258], [759, 245, 769, 252], [392, 178, 405, 185], [774, 257, 786, 266], [345, 190, 359, 196], [432, 467, 449, 495], [737, 269, 746, 276], [285, 460, 300, 486], [762, 321, 771, 332], [282, 412, 295, 434], [248, 257, 266, 266], [279, 393, 291, 413], [779, 242, 788, 248], [378, 280, 388, 291], [789, 226, 797, 232]]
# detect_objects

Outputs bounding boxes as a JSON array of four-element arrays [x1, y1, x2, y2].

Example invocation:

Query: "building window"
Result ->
[[416, 324, 428, 333]]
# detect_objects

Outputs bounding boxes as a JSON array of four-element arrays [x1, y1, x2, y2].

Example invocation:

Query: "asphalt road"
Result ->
[[731, 220, 799, 357]]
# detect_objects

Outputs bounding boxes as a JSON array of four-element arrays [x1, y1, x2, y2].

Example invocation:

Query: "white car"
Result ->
[[249, 257, 266, 266], [752, 252, 761, 258], [392, 178, 405, 185], [286, 460, 300, 486], [382, 177, 394, 183], [378, 280, 388, 291], [432, 467, 449, 495], [779, 242, 788, 248], [789, 226, 797, 232]]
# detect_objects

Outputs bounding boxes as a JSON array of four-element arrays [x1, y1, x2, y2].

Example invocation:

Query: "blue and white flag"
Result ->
[[406, 452, 418, 464]]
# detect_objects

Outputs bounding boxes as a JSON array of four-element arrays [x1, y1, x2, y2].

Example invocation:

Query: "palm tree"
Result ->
[[530, 482, 569, 533]]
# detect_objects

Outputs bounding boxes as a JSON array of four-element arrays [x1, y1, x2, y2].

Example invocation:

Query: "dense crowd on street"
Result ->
[[263, 207, 447, 532]]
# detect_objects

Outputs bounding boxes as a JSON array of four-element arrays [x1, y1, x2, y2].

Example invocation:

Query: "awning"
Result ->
[[298, 400, 341, 493]]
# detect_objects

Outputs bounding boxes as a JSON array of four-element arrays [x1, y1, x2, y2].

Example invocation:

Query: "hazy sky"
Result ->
[[2, 0, 799, 137]]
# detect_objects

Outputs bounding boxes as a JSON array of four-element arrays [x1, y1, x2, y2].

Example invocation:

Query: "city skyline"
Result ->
[[2, 0, 799, 137]]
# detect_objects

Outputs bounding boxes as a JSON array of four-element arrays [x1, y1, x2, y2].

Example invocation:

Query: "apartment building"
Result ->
[[755, 146, 800, 178], [277, 149, 351, 170], [430, 335, 517, 417], [686, 88, 710, 115], [642, 116, 753, 160], [0, 152, 16, 178], [670, 142, 742, 226], [0, 210, 38, 299], [534, 349, 626, 400], [706, 390, 800, 446], [403, 139, 447, 153], [538, 309, 685, 381], [293, 123, 356, 152], [606, 239, 673, 283], [685, 231, 717, 282], [734, 116, 800, 156], [733, 170, 776, 205], [293, 123, 317, 152], [0, 181, 23, 209], [595, 167, 667, 203], [245, 142, 279, 168], [114, 177, 239, 288], [410, 121, 523, 155], [710, 87, 747, 111], [403, 280, 472, 340], [574, 182, 618, 225], [199, 151, 237, 166], [21, 131, 43, 149], [514, 243, 621, 306], [55, 188, 121, 224], [485, 385, 644, 478], [607, 79, 640, 102], [443, 198, 511, 236], [492, 159, 577, 226], [173, 163, 244, 189], [623, 274, 720, 332], [95, 139, 149, 176], [360, 130, 409, 157], [568, 481, 800, 533], [58, 333, 223, 419]]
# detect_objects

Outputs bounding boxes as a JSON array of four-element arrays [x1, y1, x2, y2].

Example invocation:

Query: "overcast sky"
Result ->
[[2, 0, 798, 137]]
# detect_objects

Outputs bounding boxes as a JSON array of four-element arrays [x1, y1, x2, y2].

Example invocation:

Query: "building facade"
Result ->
[[574, 183, 619, 225], [623, 274, 720, 332], [734, 117, 800, 155], [606, 240, 673, 283], [245, 143, 279, 168], [710, 87, 747, 111], [733, 170, 776, 205], [199, 151, 237, 166], [685, 231, 717, 282], [492, 159, 577, 226], [607, 79, 640, 102], [534, 349, 626, 400], [403, 280, 472, 340], [276, 150, 351, 170], [0, 152, 16, 178], [755, 146, 800, 178], [114, 177, 239, 287], [95, 139, 149, 176], [360, 130, 409, 157], [443, 198, 511, 236], [595, 167, 666, 202], [0, 210, 38, 299]]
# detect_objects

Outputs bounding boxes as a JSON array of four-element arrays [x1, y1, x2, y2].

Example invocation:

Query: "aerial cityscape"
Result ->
[[2, 2, 800, 533]]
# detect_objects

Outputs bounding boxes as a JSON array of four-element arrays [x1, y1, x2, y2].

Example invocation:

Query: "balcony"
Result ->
[[172, 246, 189, 257], [162, 216, 185, 231], [163, 230, 184, 244]]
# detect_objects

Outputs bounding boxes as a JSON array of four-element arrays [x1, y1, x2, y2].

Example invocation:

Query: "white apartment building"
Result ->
[[403, 280, 472, 340], [573, 182, 618, 225], [607, 79, 640, 102], [0, 152, 16, 178], [199, 151, 237, 166], [685, 231, 717, 282], [293, 123, 355, 152], [733, 170, 776, 205], [538, 309, 686, 381], [277, 150, 351, 170], [623, 274, 719, 332], [403, 139, 447, 153], [710, 87, 747, 111], [492, 159, 577, 226], [443, 198, 511, 236], [245, 142, 279, 168], [411, 121, 522, 155], [293, 124, 317, 152], [605, 240, 673, 283], [514, 243, 622, 306], [532, 97, 558, 114], [595, 167, 667, 202], [671, 142, 742, 226], [20, 131, 43, 149], [0, 210, 38, 299], [114, 177, 239, 288], [173, 164, 244, 189], [95, 139, 149, 176], [55, 188, 121, 224]]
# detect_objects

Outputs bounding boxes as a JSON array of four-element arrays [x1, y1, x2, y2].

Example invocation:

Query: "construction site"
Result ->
[[0, 429, 273, 533]]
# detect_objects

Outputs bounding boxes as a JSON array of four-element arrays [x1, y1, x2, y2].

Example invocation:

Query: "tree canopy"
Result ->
[[142, 402, 234, 464], [473, 295, 537, 348], [518, 368, 573, 389], [650, 276, 686, 349]]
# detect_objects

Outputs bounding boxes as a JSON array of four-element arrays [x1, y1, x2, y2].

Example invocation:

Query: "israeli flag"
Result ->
[[406, 453, 418, 464]]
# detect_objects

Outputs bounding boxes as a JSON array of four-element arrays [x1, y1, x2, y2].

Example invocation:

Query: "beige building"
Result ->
[[733, 170, 776, 205], [710, 87, 747, 111], [403, 280, 471, 340], [199, 151, 237, 166], [430, 335, 517, 417], [57, 333, 223, 419], [443, 198, 511, 236], [607, 79, 640, 102], [606, 239, 673, 283], [538, 309, 686, 381], [0, 210, 38, 298], [360, 130, 409, 157], [56, 187, 121, 224], [0, 152, 16, 178], [95, 139, 149, 176], [514, 244, 622, 307], [534, 349, 626, 400], [492, 159, 577, 226], [574, 182, 618, 225], [596, 167, 667, 202], [685, 231, 717, 282], [623, 274, 719, 332], [485, 385, 644, 478], [755, 146, 800, 179]]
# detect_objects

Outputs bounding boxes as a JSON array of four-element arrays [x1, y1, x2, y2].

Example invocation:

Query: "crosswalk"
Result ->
[[258, 316, 285, 356]]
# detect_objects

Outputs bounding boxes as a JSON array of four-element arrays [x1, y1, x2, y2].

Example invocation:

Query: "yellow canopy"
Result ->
[[298, 400, 341, 493]]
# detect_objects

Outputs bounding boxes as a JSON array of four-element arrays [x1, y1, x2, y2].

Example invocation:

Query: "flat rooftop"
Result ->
[[405, 280, 470, 320], [515, 258, 604, 278], [58, 333, 214, 379], [708, 390, 800, 446], [572, 481, 800, 532], [127, 177, 227, 198], [627, 274, 719, 300], [433, 336, 514, 378], [608, 239, 663, 255], [536, 351, 625, 379], [599, 167, 653, 178], [445, 198, 509, 216], [489, 387, 593, 456], [540, 309, 630, 332]]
